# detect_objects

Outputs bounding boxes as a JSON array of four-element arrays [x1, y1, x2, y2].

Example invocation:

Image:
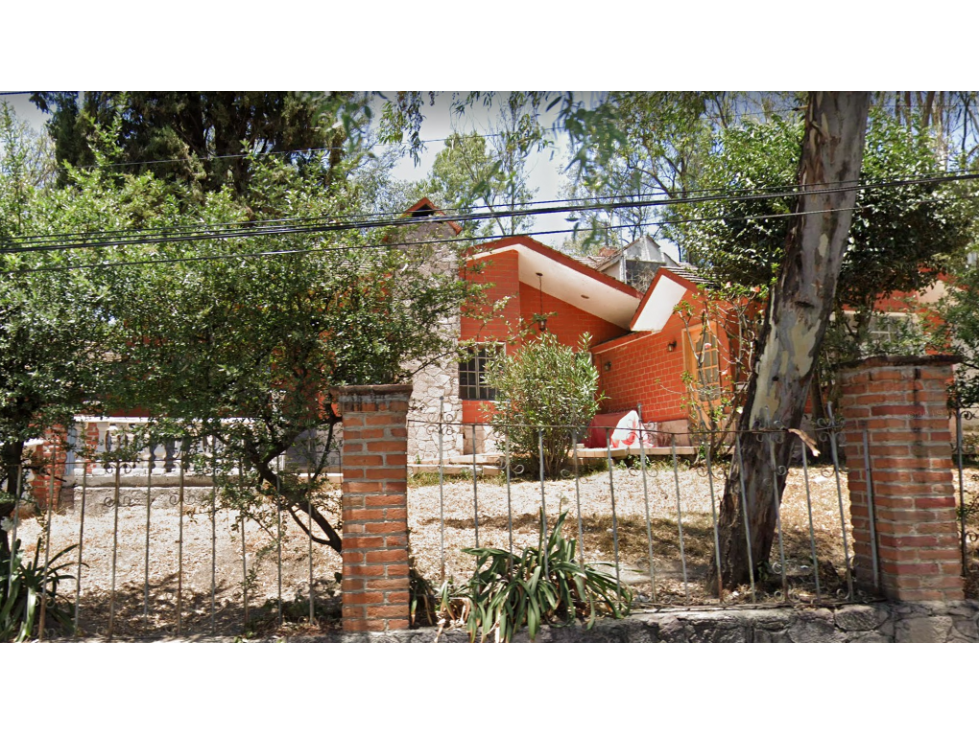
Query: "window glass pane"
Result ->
[[459, 344, 500, 401]]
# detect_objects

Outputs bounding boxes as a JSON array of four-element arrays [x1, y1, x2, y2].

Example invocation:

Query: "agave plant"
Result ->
[[438, 510, 632, 643], [1, 538, 76, 642]]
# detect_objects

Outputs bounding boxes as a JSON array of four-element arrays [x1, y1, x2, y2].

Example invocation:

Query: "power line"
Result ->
[[9, 188, 979, 276], [2, 169, 976, 256], [7, 163, 970, 250]]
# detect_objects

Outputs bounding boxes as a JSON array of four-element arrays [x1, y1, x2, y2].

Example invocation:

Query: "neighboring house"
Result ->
[[592, 234, 681, 291]]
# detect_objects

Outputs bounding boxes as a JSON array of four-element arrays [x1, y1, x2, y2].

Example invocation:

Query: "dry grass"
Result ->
[[13, 461, 979, 639]]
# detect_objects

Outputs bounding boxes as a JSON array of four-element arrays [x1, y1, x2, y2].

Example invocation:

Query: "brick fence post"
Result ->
[[838, 355, 963, 602], [30, 428, 69, 511], [336, 384, 413, 632]]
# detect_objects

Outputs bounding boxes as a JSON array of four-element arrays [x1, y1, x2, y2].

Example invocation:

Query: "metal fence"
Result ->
[[954, 404, 979, 589], [406, 410, 865, 608], [2, 430, 343, 640], [6, 406, 977, 640]]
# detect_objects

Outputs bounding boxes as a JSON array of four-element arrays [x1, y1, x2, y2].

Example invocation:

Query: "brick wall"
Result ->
[[461, 249, 522, 350], [459, 249, 629, 425], [336, 384, 413, 632], [591, 293, 732, 426], [838, 355, 964, 602], [593, 331, 686, 422], [28, 427, 71, 510], [517, 282, 627, 348]]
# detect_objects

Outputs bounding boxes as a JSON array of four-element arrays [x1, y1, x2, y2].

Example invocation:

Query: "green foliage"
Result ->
[[426, 95, 548, 239], [437, 511, 631, 643], [562, 93, 799, 251], [0, 103, 127, 553], [0, 99, 480, 558], [940, 258, 979, 405], [483, 333, 600, 479], [104, 158, 479, 553], [31, 91, 367, 195], [0, 538, 76, 642], [665, 109, 974, 320]]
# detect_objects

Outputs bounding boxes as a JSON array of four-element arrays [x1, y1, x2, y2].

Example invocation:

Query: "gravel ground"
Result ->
[[407, 461, 864, 604], [12, 461, 979, 639]]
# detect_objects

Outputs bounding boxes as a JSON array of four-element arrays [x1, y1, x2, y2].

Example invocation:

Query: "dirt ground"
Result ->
[[13, 461, 979, 639]]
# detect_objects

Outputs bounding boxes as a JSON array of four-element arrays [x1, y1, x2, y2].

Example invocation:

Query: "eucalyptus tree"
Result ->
[[665, 108, 973, 330], [703, 93, 873, 587]]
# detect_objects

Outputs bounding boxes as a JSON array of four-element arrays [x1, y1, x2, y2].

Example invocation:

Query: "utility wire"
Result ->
[[2, 170, 977, 256], [9, 188, 979, 276]]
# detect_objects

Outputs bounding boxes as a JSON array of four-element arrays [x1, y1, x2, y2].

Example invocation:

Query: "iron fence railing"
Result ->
[[6, 405, 976, 640], [953, 404, 979, 584], [407, 410, 867, 608], [1, 431, 343, 640]]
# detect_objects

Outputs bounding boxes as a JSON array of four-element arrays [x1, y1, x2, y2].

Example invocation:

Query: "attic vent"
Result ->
[[410, 203, 436, 218]]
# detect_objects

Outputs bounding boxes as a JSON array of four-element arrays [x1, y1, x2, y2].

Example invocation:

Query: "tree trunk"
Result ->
[[243, 422, 344, 556], [711, 92, 871, 588], [0, 441, 25, 560]]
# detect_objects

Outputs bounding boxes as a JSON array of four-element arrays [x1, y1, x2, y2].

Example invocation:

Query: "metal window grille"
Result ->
[[458, 345, 500, 401]]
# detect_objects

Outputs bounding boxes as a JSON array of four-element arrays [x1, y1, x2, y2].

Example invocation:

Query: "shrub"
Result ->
[[436, 510, 632, 642], [483, 333, 600, 479], [0, 538, 76, 642]]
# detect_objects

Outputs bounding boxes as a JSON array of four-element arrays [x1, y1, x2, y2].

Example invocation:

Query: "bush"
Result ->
[[483, 333, 600, 479], [436, 510, 632, 642], [1, 538, 75, 642]]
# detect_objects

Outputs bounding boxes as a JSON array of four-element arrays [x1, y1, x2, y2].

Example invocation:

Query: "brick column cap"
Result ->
[[335, 383, 413, 396], [837, 354, 959, 372], [335, 384, 413, 415]]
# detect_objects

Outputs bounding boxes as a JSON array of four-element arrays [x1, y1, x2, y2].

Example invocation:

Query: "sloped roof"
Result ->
[[629, 267, 704, 333], [402, 197, 463, 235], [469, 236, 642, 328]]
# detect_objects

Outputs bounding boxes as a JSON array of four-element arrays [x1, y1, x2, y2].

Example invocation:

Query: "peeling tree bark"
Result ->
[[711, 92, 871, 589]]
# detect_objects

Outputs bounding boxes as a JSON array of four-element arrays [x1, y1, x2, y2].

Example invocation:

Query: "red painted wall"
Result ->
[[461, 250, 522, 350], [459, 250, 628, 424], [460, 251, 521, 423], [591, 289, 733, 425], [593, 325, 687, 422], [518, 283, 627, 349]]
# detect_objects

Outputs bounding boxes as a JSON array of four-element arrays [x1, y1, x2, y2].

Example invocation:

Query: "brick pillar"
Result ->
[[838, 355, 963, 602], [30, 428, 69, 511], [336, 384, 412, 632]]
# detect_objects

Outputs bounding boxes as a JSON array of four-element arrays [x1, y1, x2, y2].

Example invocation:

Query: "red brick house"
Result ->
[[460, 234, 736, 448]]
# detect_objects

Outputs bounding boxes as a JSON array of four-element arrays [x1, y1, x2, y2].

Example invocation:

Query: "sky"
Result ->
[[384, 93, 574, 245], [3, 91, 590, 251]]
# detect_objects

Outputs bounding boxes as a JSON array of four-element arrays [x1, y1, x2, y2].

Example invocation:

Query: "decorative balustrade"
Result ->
[[68, 417, 226, 477], [62, 417, 341, 478]]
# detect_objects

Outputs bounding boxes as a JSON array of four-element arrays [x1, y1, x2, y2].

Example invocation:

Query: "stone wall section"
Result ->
[[288, 600, 979, 643], [392, 216, 465, 461]]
